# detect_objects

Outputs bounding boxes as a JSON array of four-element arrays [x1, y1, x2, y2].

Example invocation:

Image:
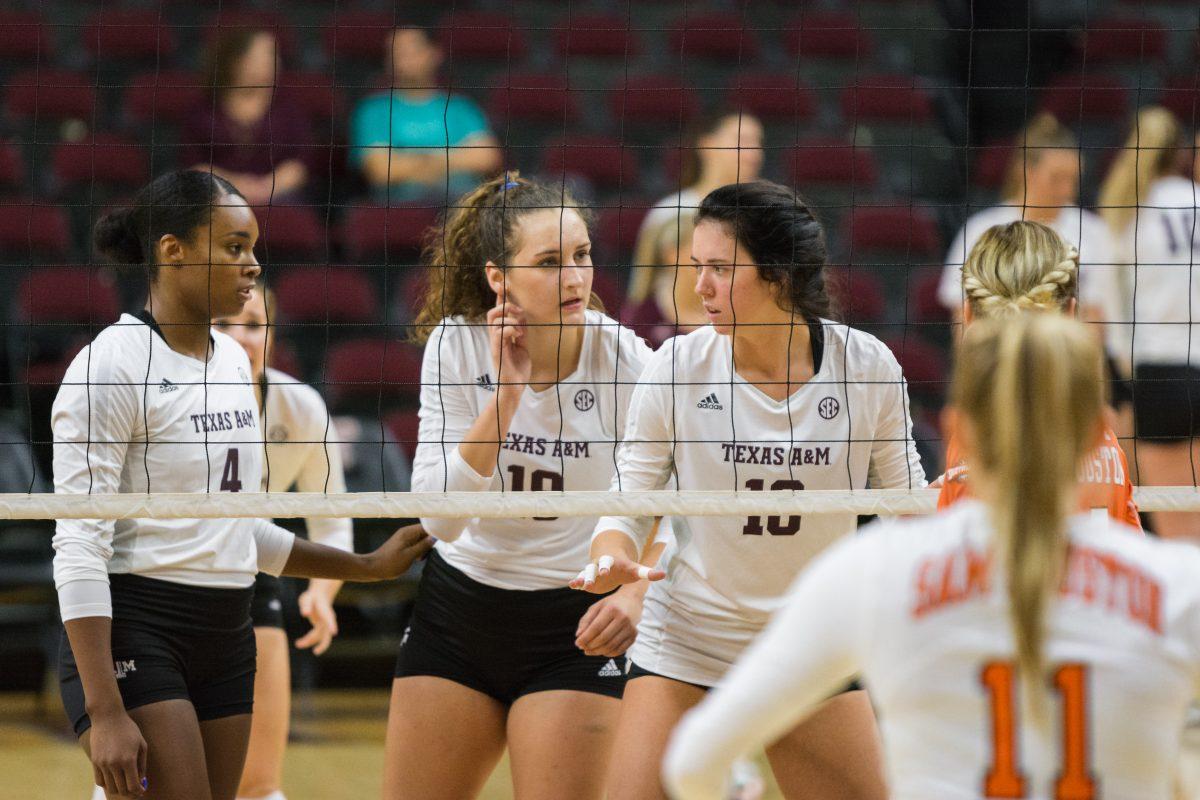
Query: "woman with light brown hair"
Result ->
[[383, 172, 658, 800], [1097, 105, 1200, 542], [665, 313, 1200, 800]]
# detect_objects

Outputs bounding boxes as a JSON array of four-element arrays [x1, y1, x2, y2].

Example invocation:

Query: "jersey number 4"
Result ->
[[981, 661, 1096, 800], [741, 478, 805, 536], [221, 449, 243, 492]]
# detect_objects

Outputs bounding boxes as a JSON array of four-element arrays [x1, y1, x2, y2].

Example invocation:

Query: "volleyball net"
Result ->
[[2, 4, 1200, 523]]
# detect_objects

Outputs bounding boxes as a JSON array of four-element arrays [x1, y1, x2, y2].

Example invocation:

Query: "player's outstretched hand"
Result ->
[[363, 524, 434, 581], [569, 554, 665, 595]]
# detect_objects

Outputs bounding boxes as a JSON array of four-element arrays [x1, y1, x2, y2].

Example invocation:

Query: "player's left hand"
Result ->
[[576, 590, 643, 657], [569, 555, 666, 595], [295, 589, 339, 655]]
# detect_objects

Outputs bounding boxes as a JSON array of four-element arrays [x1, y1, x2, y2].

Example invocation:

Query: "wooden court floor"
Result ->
[[4, 689, 1200, 800]]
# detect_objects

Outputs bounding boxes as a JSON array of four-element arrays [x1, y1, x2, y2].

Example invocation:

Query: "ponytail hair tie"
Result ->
[[501, 173, 520, 191]]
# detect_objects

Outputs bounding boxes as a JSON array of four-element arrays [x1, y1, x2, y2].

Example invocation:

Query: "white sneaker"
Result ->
[[726, 758, 766, 800]]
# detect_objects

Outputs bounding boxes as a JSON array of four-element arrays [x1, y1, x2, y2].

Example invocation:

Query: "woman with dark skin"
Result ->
[[54, 170, 430, 800]]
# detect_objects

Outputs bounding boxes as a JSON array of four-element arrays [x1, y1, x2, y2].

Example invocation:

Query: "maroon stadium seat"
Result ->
[[845, 206, 942, 259], [908, 267, 951, 323], [883, 335, 947, 397], [0, 141, 26, 192], [274, 267, 380, 324], [439, 12, 528, 61], [340, 204, 440, 262], [788, 137, 879, 193], [0, 10, 53, 64], [5, 69, 97, 123], [0, 200, 72, 258], [588, 269, 623, 314], [123, 70, 207, 129], [488, 73, 580, 127], [323, 10, 400, 64], [325, 338, 424, 404], [1039, 73, 1130, 123], [277, 71, 343, 123], [840, 74, 935, 123], [669, 12, 761, 62], [1078, 18, 1168, 65], [253, 205, 328, 261], [52, 134, 150, 192], [385, 410, 419, 461], [610, 75, 701, 126], [971, 137, 1013, 190], [784, 11, 874, 61], [540, 135, 639, 191], [554, 13, 638, 60], [726, 72, 818, 121], [1158, 76, 1200, 125], [82, 9, 177, 63], [826, 267, 887, 323], [595, 202, 652, 262], [17, 266, 120, 323]]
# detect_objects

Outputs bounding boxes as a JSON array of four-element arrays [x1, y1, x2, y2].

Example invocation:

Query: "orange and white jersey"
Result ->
[[664, 500, 1200, 800], [938, 426, 1142, 530]]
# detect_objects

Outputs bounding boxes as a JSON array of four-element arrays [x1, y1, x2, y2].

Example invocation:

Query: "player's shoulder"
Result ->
[[821, 321, 900, 378], [1148, 176, 1198, 206], [211, 327, 252, 364], [265, 367, 326, 410], [264, 367, 331, 435], [69, 314, 153, 379], [584, 309, 653, 374], [644, 325, 723, 375], [961, 205, 1019, 236], [1071, 514, 1200, 574]]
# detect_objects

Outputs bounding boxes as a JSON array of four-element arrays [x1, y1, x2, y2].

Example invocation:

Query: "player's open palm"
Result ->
[[570, 554, 665, 595], [487, 288, 531, 389]]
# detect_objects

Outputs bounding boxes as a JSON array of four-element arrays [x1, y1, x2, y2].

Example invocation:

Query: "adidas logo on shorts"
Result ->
[[597, 658, 622, 678], [697, 392, 723, 410], [159, 378, 179, 394], [476, 374, 495, 392]]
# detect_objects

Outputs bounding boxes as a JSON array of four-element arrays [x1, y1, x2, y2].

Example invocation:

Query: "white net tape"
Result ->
[[3, 487, 1198, 520]]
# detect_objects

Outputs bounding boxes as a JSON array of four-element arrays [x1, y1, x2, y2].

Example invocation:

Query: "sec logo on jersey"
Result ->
[[818, 397, 840, 420], [574, 389, 595, 412]]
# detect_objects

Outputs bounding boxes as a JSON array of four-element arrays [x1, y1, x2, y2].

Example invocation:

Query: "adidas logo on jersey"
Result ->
[[159, 379, 178, 394], [476, 374, 495, 392], [697, 392, 723, 410], [597, 658, 622, 677]]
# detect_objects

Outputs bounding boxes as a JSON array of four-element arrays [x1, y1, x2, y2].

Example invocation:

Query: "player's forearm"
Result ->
[[281, 537, 377, 582], [457, 388, 522, 480], [590, 529, 640, 564], [63, 616, 125, 719]]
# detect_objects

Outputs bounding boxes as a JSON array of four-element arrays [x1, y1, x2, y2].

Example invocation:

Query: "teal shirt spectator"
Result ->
[[351, 90, 492, 203]]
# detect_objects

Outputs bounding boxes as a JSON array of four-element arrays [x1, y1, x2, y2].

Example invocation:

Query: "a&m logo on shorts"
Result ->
[[113, 659, 137, 680], [818, 397, 840, 420], [574, 389, 595, 412]]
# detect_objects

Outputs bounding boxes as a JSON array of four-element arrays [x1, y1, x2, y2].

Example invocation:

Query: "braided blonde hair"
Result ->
[[962, 221, 1079, 319]]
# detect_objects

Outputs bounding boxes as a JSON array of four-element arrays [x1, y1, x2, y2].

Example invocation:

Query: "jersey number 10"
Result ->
[[981, 661, 1096, 800], [740, 478, 805, 536]]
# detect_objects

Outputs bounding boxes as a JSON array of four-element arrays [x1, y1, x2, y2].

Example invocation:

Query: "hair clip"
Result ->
[[501, 173, 520, 190]]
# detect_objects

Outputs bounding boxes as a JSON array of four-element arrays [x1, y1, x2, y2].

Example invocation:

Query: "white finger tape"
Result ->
[[636, 565, 653, 580], [583, 563, 597, 585], [598, 555, 615, 574]]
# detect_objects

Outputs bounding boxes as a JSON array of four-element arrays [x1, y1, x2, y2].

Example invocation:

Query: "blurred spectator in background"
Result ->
[[182, 29, 312, 206], [1098, 106, 1200, 542], [625, 112, 763, 333], [938, 112, 1119, 332], [350, 27, 502, 203]]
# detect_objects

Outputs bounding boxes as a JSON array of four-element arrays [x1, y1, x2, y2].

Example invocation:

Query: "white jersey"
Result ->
[[260, 367, 352, 552], [52, 314, 295, 621], [937, 205, 1121, 337], [598, 322, 926, 686], [412, 310, 653, 590], [1112, 176, 1200, 368], [664, 500, 1199, 800]]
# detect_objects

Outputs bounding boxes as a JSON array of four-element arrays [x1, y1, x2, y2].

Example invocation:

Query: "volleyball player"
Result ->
[[213, 287, 352, 800], [938, 220, 1140, 528], [663, 313, 1196, 800], [54, 170, 432, 800], [1098, 105, 1200, 542], [574, 180, 925, 799], [382, 173, 656, 800]]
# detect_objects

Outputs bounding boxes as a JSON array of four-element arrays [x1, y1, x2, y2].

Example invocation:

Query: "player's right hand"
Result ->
[[363, 524, 434, 581], [569, 555, 666, 595], [88, 709, 147, 798], [487, 287, 531, 389]]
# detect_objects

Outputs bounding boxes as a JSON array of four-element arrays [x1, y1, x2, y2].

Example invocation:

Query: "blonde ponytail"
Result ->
[[952, 315, 1105, 707], [1098, 105, 1183, 235], [962, 220, 1078, 319]]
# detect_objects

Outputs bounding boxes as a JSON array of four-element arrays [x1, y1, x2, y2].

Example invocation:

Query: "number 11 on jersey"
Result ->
[[981, 661, 1096, 800]]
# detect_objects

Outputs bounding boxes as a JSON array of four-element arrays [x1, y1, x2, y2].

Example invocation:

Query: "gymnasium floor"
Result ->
[[4, 688, 1199, 800]]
